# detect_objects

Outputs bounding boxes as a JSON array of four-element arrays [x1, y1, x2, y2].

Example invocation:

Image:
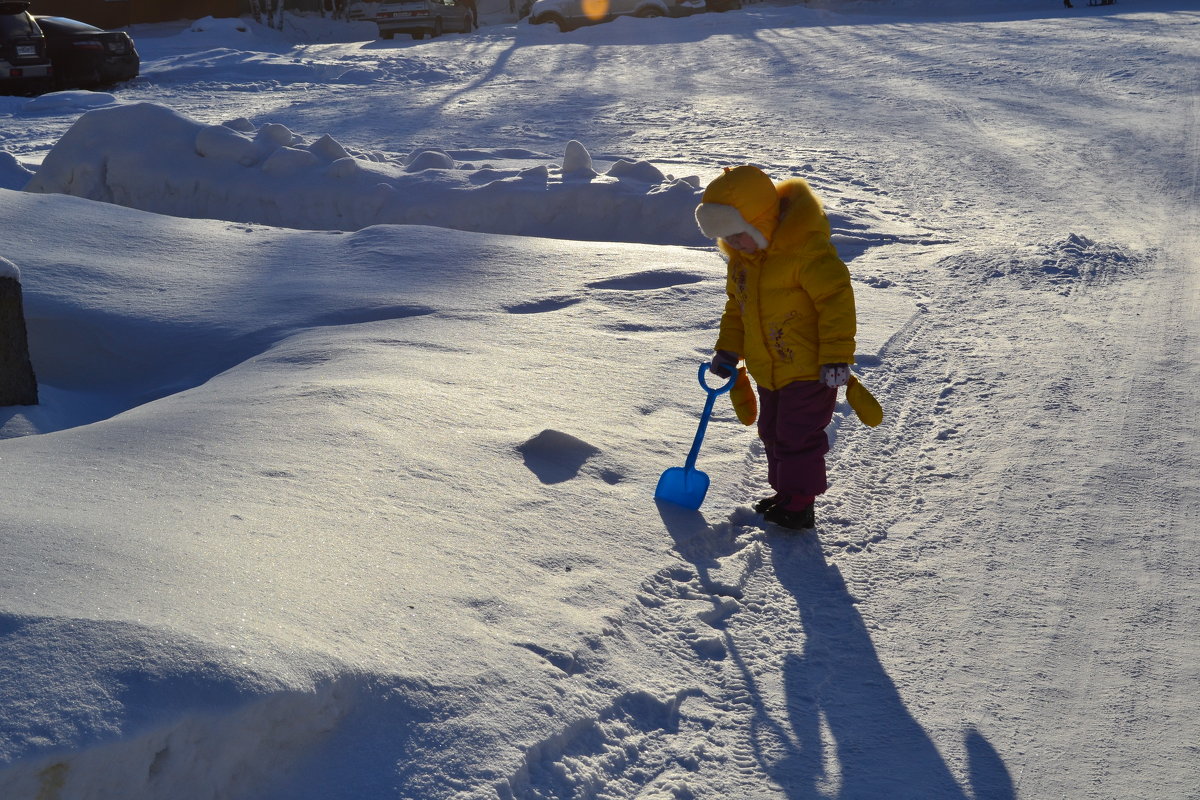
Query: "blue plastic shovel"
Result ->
[[655, 363, 737, 510]]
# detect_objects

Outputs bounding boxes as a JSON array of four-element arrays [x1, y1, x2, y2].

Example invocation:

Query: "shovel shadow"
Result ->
[[654, 498, 746, 587]]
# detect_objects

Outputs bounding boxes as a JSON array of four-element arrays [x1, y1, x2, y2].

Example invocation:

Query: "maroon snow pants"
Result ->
[[757, 379, 838, 504]]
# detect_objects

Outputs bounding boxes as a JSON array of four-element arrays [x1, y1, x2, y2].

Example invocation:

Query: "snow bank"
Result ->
[[2, 187, 896, 797], [0, 615, 350, 799], [185, 13, 379, 44], [0, 152, 33, 191], [25, 103, 706, 245], [20, 90, 118, 115]]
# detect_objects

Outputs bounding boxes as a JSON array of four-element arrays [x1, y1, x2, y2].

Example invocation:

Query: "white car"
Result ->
[[528, 0, 704, 32], [347, 1, 379, 19]]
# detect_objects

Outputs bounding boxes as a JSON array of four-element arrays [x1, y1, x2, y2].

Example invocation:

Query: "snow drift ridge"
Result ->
[[25, 103, 707, 245]]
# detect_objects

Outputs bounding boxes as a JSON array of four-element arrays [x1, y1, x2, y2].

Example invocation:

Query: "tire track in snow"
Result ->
[[821, 307, 948, 554], [1003, 87, 1200, 798]]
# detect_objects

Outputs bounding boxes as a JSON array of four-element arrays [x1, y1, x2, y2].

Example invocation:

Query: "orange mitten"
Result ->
[[731, 367, 758, 426], [846, 375, 883, 427]]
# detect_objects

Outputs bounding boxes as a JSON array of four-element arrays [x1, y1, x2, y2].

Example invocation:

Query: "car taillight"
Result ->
[[72, 39, 105, 50]]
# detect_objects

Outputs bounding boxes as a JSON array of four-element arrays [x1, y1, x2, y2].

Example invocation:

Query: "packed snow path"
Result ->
[[2, 3, 1198, 799]]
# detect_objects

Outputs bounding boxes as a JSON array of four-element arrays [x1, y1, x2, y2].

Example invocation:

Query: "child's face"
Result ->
[[724, 232, 760, 253]]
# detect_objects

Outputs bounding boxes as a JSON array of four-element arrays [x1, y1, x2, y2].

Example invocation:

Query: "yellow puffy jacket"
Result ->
[[714, 178, 857, 391]]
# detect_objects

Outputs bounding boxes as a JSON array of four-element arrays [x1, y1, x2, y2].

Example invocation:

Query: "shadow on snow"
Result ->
[[658, 501, 1015, 799]]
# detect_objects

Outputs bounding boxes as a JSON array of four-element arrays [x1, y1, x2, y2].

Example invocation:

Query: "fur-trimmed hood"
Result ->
[[768, 178, 831, 252]]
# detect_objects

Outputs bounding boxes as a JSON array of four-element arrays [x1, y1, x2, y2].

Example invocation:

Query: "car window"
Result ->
[[34, 17, 105, 35], [0, 11, 38, 38]]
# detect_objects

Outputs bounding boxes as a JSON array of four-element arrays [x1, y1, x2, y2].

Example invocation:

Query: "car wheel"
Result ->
[[432, 18, 443, 37], [635, 5, 664, 17]]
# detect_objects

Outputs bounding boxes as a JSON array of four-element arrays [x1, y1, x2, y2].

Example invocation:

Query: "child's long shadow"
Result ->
[[766, 535, 1013, 799], [656, 501, 1014, 799]]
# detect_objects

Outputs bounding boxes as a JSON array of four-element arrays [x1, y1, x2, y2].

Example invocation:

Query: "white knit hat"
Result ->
[[694, 202, 769, 250]]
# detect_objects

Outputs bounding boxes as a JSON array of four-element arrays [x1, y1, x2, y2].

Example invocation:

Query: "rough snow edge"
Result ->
[[0, 675, 359, 800], [495, 688, 702, 800]]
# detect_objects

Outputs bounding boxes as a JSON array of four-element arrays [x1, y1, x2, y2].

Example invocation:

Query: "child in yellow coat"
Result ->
[[695, 165, 857, 531]]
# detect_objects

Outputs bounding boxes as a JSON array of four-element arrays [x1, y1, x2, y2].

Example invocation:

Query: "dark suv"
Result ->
[[34, 16, 139, 90], [0, 1, 52, 96]]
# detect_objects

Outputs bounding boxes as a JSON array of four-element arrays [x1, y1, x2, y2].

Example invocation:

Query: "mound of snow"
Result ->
[[26, 103, 706, 245], [0, 152, 34, 191], [188, 15, 252, 35], [21, 90, 118, 115]]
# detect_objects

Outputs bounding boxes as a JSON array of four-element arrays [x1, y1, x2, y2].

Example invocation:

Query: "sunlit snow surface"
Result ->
[[1, 1, 1197, 799]]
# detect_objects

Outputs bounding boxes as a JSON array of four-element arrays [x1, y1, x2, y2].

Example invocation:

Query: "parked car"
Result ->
[[0, 1, 52, 96], [347, 1, 380, 19], [374, 0, 476, 40], [33, 16, 139, 90], [528, 0, 703, 32]]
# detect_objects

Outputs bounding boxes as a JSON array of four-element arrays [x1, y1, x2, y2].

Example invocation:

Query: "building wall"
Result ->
[[30, 0, 242, 28]]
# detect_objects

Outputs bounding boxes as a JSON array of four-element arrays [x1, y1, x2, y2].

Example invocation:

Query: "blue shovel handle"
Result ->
[[682, 363, 736, 472]]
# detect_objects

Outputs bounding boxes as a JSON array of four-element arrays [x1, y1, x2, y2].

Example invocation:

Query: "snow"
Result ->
[[23, 103, 705, 243], [1, 2, 1198, 799]]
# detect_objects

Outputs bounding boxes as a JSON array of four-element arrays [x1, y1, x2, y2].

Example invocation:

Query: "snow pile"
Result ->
[[0, 615, 350, 800], [25, 103, 705, 244], [185, 13, 379, 43], [0, 152, 33, 190], [20, 90, 119, 115], [942, 233, 1150, 294], [187, 15, 253, 36]]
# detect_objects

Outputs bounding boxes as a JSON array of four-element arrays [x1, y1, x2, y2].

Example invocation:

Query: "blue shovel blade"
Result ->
[[654, 466, 711, 511]]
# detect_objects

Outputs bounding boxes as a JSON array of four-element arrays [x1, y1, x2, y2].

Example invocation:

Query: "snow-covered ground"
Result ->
[[1, 2, 1197, 798]]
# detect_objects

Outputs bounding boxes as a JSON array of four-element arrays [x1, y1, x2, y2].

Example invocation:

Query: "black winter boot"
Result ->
[[753, 493, 784, 514], [763, 503, 816, 531]]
